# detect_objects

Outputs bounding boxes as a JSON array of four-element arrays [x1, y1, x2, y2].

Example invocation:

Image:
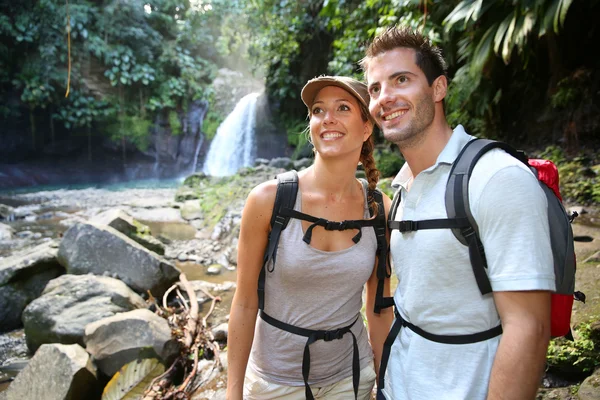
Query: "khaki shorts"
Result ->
[[243, 361, 376, 399]]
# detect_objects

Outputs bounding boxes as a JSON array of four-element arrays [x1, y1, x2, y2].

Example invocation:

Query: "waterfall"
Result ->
[[190, 135, 204, 173], [202, 92, 260, 176]]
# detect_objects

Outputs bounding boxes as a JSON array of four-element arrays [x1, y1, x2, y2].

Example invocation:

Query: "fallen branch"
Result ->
[[179, 273, 198, 348]]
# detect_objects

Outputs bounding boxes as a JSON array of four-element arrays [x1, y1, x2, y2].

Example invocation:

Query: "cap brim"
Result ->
[[301, 77, 369, 110]]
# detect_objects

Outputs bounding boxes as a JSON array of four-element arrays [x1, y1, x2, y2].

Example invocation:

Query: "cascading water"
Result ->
[[202, 92, 260, 176]]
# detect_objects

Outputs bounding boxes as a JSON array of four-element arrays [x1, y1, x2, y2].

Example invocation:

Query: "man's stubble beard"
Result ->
[[382, 94, 435, 150]]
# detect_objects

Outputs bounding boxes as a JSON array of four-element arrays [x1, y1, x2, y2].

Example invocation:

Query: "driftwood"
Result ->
[[143, 273, 222, 400]]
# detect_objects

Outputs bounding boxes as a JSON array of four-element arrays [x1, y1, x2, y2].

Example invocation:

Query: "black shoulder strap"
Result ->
[[445, 138, 527, 295], [371, 188, 393, 314], [258, 170, 298, 310]]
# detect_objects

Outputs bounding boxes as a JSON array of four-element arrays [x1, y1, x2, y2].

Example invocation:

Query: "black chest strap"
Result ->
[[377, 307, 503, 395], [259, 310, 360, 400]]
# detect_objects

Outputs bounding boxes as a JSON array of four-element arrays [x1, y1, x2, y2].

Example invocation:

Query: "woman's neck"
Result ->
[[305, 156, 361, 200]]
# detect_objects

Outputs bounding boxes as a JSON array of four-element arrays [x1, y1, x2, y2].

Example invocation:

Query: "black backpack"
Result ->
[[257, 170, 388, 400]]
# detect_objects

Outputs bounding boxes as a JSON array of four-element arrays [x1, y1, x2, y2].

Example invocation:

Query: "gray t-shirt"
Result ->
[[383, 125, 555, 399], [248, 181, 376, 387]]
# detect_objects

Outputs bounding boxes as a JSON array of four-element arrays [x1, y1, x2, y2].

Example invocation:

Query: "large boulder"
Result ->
[[578, 367, 600, 400], [57, 222, 179, 297], [0, 240, 64, 333], [0, 222, 14, 240], [84, 308, 179, 377], [0, 343, 99, 400], [90, 208, 165, 255], [22, 274, 146, 353]]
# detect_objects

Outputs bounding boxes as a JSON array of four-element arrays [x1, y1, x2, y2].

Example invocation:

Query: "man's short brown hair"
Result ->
[[361, 26, 448, 86]]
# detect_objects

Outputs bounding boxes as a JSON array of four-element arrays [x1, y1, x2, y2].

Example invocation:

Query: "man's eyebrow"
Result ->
[[389, 70, 417, 79]]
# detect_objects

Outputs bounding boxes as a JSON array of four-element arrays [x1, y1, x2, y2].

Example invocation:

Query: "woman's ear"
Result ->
[[363, 120, 374, 142]]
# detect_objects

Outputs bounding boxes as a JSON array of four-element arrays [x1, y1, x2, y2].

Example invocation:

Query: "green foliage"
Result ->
[[1, 0, 229, 155], [547, 318, 600, 378], [168, 110, 182, 136], [110, 115, 152, 151], [538, 146, 600, 205], [374, 147, 405, 178], [203, 111, 224, 141]]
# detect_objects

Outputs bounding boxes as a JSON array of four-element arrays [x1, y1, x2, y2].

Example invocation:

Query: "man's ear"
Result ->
[[432, 75, 448, 103]]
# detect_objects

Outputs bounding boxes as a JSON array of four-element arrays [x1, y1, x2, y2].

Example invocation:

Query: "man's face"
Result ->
[[366, 47, 436, 148]]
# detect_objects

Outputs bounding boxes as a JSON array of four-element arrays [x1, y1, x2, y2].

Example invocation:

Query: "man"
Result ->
[[361, 26, 555, 399]]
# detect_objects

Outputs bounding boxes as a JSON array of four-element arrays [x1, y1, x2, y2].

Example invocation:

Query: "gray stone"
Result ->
[[0, 240, 64, 333], [0, 223, 14, 240], [57, 222, 180, 297], [91, 209, 165, 255], [91, 208, 138, 236], [0, 204, 15, 221], [22, 274, 146, 352], [578, 367, 600, 400], [268, 157, 293, 169], [0, 343, 98, 400], [84, 308, 178, 377], [211, 323, 228, 342], [293, 158, 313, 170], [181, 200, 203, 220], [206, 264, 222, 276]]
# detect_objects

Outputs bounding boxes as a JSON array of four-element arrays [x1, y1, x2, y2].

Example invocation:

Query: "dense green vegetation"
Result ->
[[1, 0, 599, 201], [1, 0, 233, 161]]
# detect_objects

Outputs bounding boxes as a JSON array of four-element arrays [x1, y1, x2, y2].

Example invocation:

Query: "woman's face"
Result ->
[[309, 86, 372, 159]]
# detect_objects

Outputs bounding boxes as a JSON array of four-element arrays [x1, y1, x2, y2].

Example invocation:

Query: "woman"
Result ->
[[227, 76, 393, 400]]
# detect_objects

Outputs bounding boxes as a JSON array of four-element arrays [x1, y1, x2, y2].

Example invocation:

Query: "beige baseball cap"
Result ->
[[301, 75, 370, 110]]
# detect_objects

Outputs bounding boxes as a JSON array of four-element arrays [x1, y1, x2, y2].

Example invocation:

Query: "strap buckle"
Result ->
[[323, 328, 345, 342], [325, 220, 347, 231], [398, 220, 417, 232]]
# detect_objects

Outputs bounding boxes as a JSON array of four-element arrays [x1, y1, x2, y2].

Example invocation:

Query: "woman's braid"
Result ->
[[360, 135, 380, 216]]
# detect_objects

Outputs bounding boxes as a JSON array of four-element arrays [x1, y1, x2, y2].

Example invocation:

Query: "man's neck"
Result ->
[[400, 119, 453, 177]]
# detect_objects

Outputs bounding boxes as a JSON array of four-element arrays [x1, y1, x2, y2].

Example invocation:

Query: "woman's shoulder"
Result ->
[[243, 178, 279, 220]]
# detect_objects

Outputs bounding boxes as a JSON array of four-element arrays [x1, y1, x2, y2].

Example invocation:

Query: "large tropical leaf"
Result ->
[[102, 358, 165, 400], [493, 12, 513, 56], [501, 10, 518, 63], [470, 24, 496, 75]]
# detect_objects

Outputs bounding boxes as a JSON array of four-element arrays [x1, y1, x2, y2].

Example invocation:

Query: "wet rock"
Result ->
[[0, 343, 99, 400], [211, 211, 240, 241], [211, 323, 228, 342], [293, 158, 313, 170], [578, 367, 600, 400], [15, 231, 33, 239], [84, 309, 178, 377], [91, 208, 138, 236], [206, 264, 222, 276], [0, 205, 15, 222], [268, 157, 293, 169], [0, 223, 14, 240], [90, 209, 167, 256], [22, 274, 146, 352], [181, 200, 203, 221], [58, 222, 179, 297], [0, 240, 64, 333], [175, 186, 199, 202]]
